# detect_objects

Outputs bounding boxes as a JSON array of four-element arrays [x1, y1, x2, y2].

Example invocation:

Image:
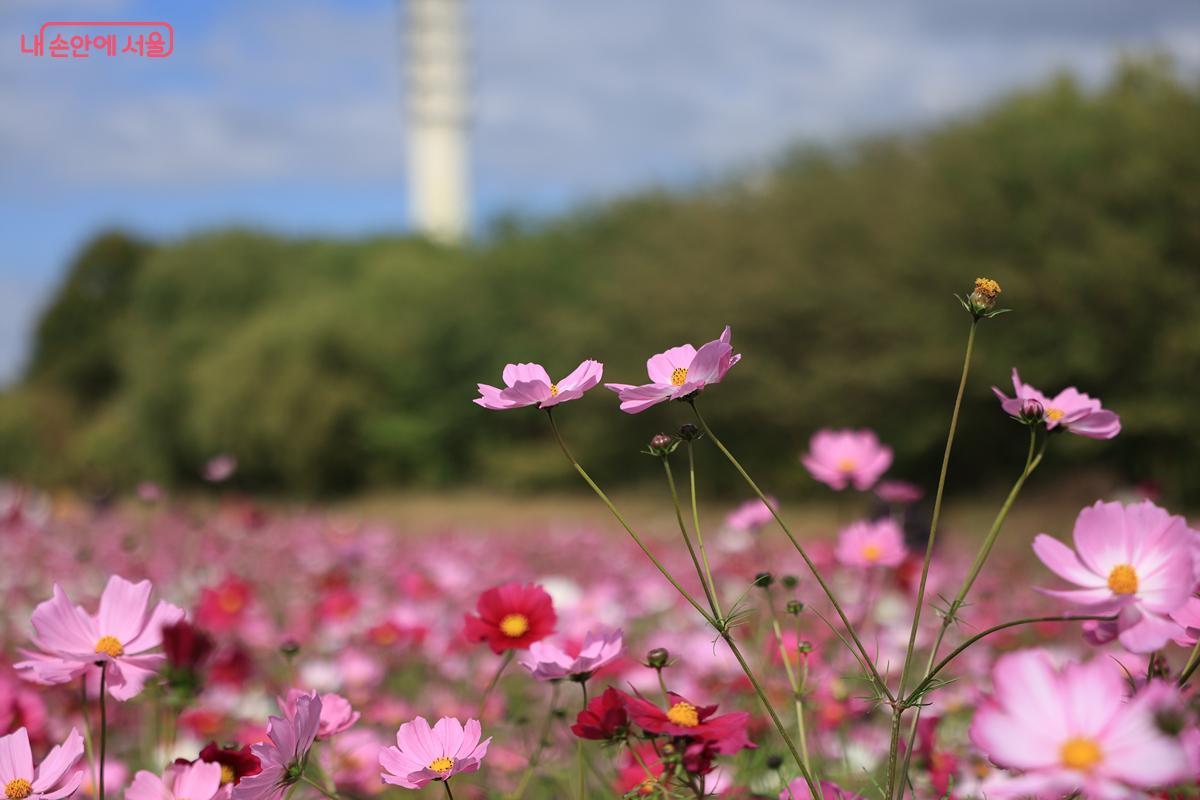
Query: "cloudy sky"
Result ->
[[3, 0, 1199, 382]]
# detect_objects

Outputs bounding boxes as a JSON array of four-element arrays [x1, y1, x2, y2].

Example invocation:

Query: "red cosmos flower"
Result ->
[[621, 691, 755, 756], [196, 578, 253, 633], [571, 687, 629, 740], [462, 583, 556, 654], [162, 620, 216, 670], [176, 743, 262, 787]]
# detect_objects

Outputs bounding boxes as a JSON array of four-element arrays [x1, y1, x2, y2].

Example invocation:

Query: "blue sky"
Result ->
[[3, 0, 1199, 382]]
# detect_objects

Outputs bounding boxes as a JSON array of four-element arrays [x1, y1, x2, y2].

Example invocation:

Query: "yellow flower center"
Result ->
[[5, 779, 32, 800], [670, 367, 688, 386], [1045, 408, 1065, 421], [1060, 737, 1102, 771], [1107, 564, 1138, 595], [428, 756, 454, 774], [499, 613, 530, 638], [861, 543, 882, 562], [219, 765, 235, 785], [973, 277, 1002, 301], [666, 701, 700, 727], [549, 384, 559, 397], [837, 458, 857, 472], [94, 635, 124, 658], [218, 588, 244, 614]]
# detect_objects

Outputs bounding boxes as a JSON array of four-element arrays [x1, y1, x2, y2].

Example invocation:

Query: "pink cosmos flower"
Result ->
[[474, 360, 603, 410], [518, 628, 623, 681], [724, 497, 777, 532], [1033, 500, 1197, 652], [993, 368, 1121, 438], [127, 762, 223, 800], [379, 717, 491, 789], [604, 326, 740, 413], [835, 519, 907, 568], [970, 650, 1189, 798], [278, 689, 360, 738], [779, 779, 863, 799], [801, 429, 893, 491], [231, 692, 322, 800], [0, 728, 84, 800], [874, 480, 923, 506], [203, 455, 237, 483], [16, 576, 185, 701]]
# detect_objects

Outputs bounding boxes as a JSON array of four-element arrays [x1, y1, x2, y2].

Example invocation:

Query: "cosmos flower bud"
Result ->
[[780, 575, 799, 590], [646, 647, 671, 668], [279, 640, 301, 658], [786, 600, 804, 616], [797, 641, 813, 654], [646, 433, 679, 456], [754, 572, 774, 588], [959, 277, 1009, 319], [677, 423, 700, 441], [1018, 398, 1045, 425], [766, 754, 784, 770]]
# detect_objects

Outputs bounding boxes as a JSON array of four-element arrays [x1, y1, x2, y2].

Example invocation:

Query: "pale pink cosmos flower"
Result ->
[[379, 717, 491, 789], [278, 689, 360, 738], [518, 628, 623, 681], [993, 368, 1121, 438], [835, 519, 907, 568], [474, 360, 603, 410], [605, 326, 740, 413], [874, 480, 923, 506], [0, 727, 84, 800], [126, 762, 223, 800], [203, 455, 237, 483], [16, 576, 185, 701], [801, 429, 893, 491], [1033, 500, 1197, 652], [232, 692, 322, 800], [970, 650, 1189, 798], [724, 497, 777, 532]]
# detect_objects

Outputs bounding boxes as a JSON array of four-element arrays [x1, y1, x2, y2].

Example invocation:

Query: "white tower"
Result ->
[[405, 0, 469, 243]]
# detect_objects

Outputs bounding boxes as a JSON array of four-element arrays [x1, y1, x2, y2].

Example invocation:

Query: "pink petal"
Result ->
[[97, 576, 153, 645], [1032, 534, 1103, 588], [0, 728, 34, 784]]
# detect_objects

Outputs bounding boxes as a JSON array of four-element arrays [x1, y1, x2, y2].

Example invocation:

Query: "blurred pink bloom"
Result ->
[[970, 650, 1188, 797], [724, 497, 777, 532], [605, 325, 740, 413], [135, 482, 163, 503], [518, 628, 623, 681], [379, 717, 491, 789], [321, 729, 384, 794], [279, 689, 360, 738], [0, 727, 84, 800], [835, 519, 907, 568], [203, 455, 238, 483], [993, 368, 1121, 438], [801, 429, 892, 491], [779, 780, 863, 799], [232, 692, 322, 800], [16, 576, 185, 701], [127, 762, 222, 800], [474, 360, 603, 410], [874, 480, 923, 505], [1033, 500, 1196, 652]]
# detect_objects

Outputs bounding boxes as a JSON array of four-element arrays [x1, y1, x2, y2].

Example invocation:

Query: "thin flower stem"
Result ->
[[687, 443, 722, 621], [662, 457, 720, 618], [99, 664, 107, 800], [654, 667, 670, 704], [904, 614, 1117, 705], [888, 320, 977, 799], [478, 649, 515, 717], [80, 679, 97, 800], [690, 402, 893, 703], [510, 682, 561, 800], [765, 591, 814, 779], [720, 631, 821, 800], [546, 410, 716, 626], [1179, 639, 1200, 687], [893, 431, 1046, 798], [577, 682, 588, 800], [442, 780, 455, 800], [299, 777, 341, 800]]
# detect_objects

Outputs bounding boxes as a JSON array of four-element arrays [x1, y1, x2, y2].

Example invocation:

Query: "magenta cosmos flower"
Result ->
[[801, 429, 893, 491], [127, 762, 223, 800], [725, 497, 777, 532], [379, 717, 491, 789], [970, 650, 1189, 798], [604, 326, 740, 413], [993, 368, 1121, 438], [231, 692, 322, 800], [0, 728, 84, 800], [518, 628, 623, 681], [474, 360, 603, 410], [278, 689, 359, 739], [835, 519, 907, 568], [1033, 500, 1197, 652], [16, 576, 184, 700]]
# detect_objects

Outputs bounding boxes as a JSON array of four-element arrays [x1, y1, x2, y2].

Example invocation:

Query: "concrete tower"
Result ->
[[405, 0, 469, 243]]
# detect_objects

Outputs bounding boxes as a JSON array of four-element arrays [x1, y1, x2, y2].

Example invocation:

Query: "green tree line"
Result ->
[[2, 61, 1197, 499]]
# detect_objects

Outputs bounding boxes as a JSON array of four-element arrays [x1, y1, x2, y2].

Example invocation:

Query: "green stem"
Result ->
[[662, 457, 720, 618], [577, 682, 588, 800], [889, 321, 977, 798], [1179, 639, 1200, 687], [687, 443, 722, 620], [298, 777, 341, 800], [766, 592, 814, 780], [80, 679, 97, 799], [98, 664, 107, 800], [547, 411, 715, 626], [509, 682, 561, 800], [442, 780, 455, 800], [478, 649, 515, 717], [690, 402, 893, 703]]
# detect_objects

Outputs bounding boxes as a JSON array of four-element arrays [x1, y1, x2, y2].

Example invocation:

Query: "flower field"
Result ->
[[1, 282, 1198, 799]]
